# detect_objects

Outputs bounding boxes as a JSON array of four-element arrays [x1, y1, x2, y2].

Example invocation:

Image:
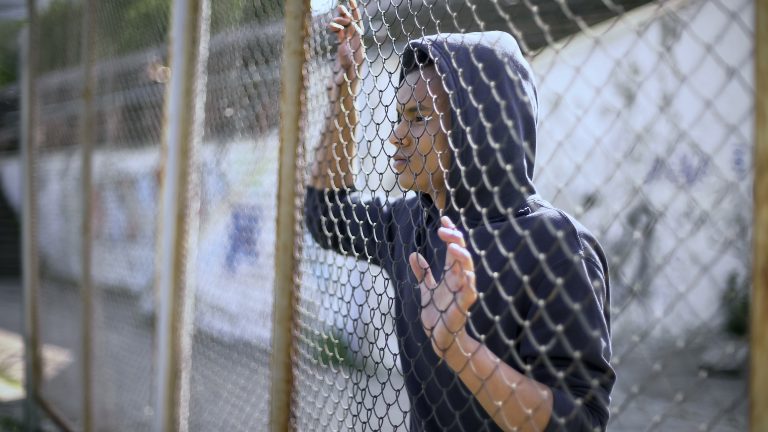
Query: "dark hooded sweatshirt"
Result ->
[[305, 32, 615, 431]]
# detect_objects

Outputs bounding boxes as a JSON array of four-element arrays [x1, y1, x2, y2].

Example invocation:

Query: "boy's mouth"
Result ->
[[392, 155, 408, 172]]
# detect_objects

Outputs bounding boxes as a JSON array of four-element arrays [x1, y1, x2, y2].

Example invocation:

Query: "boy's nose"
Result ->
[[388, 122, 410, 147]]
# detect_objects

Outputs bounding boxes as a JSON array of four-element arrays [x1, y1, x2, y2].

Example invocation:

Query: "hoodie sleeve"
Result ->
[[519, 251, 615, 432], [304, 185, 391, 267]]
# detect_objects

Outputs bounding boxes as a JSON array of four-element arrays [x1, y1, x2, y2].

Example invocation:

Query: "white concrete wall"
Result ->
[[532, 0, 753, 338], [0, 0, 753, 348]]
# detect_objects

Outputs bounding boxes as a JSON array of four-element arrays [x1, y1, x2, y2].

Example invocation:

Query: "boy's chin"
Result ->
[[396, 176, 418, 192]]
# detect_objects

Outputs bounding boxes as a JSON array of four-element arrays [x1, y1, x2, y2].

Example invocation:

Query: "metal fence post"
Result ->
[[153, 0, 210, 431], [752, 1, 768, 431], [20, 1, 41, 430], [270, 0, 309, 430], [79, 0, 97, 430]]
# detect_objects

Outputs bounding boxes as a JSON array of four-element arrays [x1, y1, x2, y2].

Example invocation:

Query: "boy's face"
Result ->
[[390, 66, 452, 204]]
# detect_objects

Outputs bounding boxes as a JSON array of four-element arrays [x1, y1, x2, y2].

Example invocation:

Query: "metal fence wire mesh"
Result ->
[[28, 0, 171, 430], [296, 0, 751, 431], [31, 0, 85, 428], [188, 1, 283, 430], [8, 0, 753, 430], [87, 1, 169, 430]]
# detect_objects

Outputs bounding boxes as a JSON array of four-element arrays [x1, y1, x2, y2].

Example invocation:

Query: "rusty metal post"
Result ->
[[752, 1, 768, 431], [153, 0, 210, 431], [79, 0, 97, 430], [270, 0, 310, 430], [20, 1, 41, 430]]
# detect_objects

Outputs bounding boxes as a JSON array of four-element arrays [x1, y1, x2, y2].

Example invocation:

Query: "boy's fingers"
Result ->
[[409, 252, 437, 288], [329, 22, 343, 32], [410, 253, 438, 310], [339, 4, 353, 19], [329, 18, 363, 43], [465, 270, 476, 286], [329, 18, 350, 37], [331, 16, 351, 26], [333, 27, 344, 43], [437, 226, 466, 248], [337, 3, 364, 36], [328, 21, 345, 44], [447, 243, 473, 272], [349, 0, 361, 20], [441, 215, 457, 229], [340, 1, 362, 22], [459, 271, 478, 309]]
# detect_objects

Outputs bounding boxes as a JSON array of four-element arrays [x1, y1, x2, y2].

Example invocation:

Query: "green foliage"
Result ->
[[37, 0, 83, 73], [34, 0, 285, 74], [0, 416, 23, 432], [0, 20, 24, 87], [211, 0, 284, 32], [94, 0, 170, 56], [312, 330, 362, 370], [0, 369, 23, 432], [722, 271, 749, 336]]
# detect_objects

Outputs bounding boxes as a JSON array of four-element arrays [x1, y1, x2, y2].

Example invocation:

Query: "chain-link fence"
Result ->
[[2, 0, 761, 430]]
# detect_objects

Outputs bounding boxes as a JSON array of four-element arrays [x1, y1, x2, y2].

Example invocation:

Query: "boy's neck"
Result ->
[[432, 190, 447, 211]]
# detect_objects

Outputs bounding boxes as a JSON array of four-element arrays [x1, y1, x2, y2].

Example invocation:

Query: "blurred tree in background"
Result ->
[[0, 21, 23, 87], [31, 0, 284, 74]]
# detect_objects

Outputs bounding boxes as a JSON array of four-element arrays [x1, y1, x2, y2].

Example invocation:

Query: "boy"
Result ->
[[305, 3, 615, 430]]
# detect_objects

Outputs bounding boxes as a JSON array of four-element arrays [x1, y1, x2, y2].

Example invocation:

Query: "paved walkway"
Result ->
[[0, 277, 749, 431]]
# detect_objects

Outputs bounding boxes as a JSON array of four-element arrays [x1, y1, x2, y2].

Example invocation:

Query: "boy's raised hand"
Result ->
[[328, 0, 364, 85], [409, 216, 478, 357]]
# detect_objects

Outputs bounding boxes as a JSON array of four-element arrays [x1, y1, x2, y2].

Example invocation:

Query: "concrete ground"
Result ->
[[0, 277, 749, 431]]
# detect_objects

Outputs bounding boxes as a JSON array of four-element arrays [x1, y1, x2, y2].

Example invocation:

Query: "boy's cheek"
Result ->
[[426, 121, 444, 135]]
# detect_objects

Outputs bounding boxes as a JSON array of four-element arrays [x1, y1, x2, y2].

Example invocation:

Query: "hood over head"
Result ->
[[400, 32, 539, 225]]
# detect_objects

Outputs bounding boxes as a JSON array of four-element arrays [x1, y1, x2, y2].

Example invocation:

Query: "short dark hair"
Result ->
[[399, 46, 434, 83]]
